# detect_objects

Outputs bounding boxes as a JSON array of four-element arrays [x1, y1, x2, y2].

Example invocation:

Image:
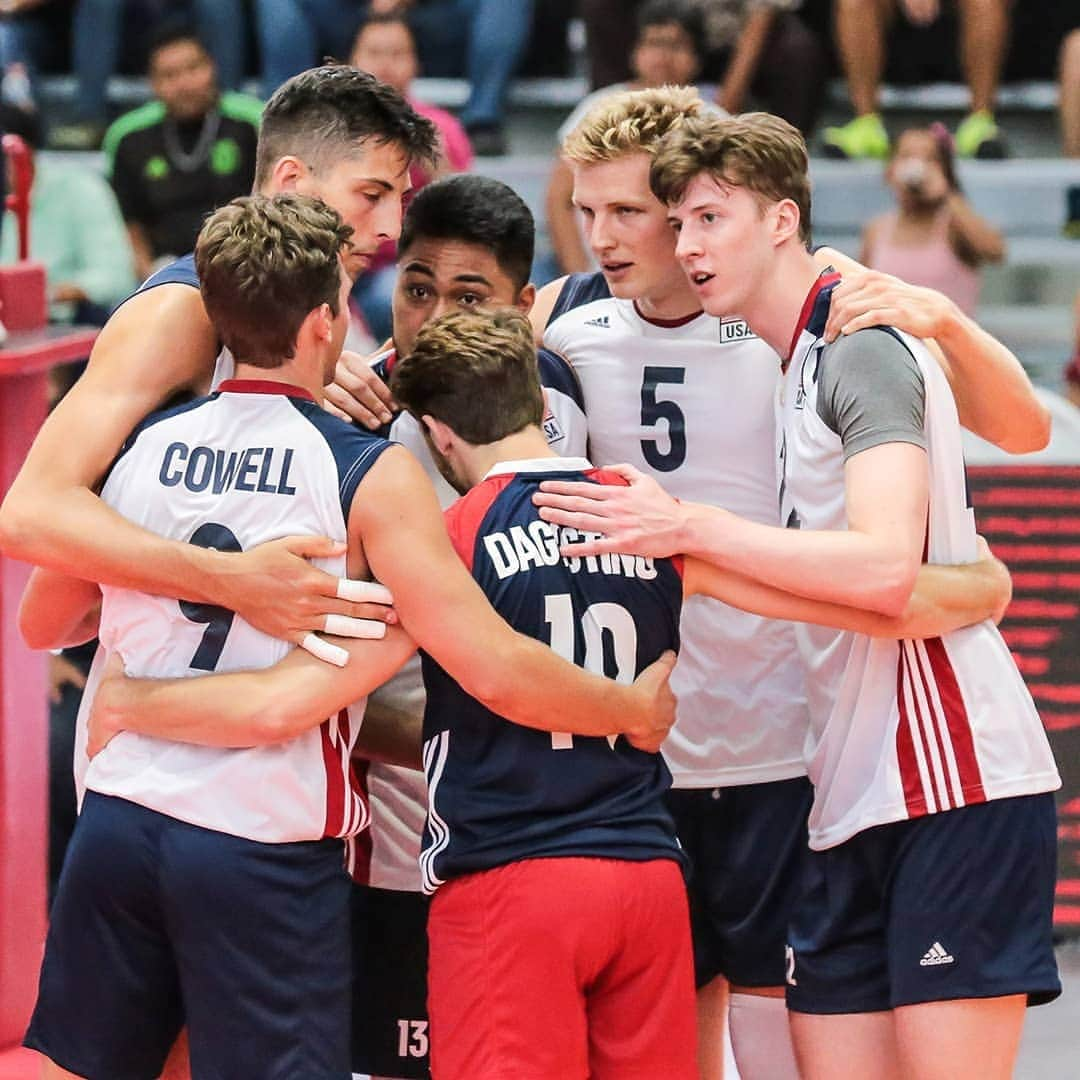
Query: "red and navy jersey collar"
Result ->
[[784, 269, 841, 367], [483, 457, 593, 480], [217, 378, 315, 402]]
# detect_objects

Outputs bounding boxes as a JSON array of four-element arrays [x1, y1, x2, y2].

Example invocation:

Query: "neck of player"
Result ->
[[232, 353, 328, 406], [636, 268, 702, 323], [460, 425, 556, 489], [743, 247, 822, 361]]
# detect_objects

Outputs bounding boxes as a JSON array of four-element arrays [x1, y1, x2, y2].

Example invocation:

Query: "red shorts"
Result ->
[[427, 856, 697, 1080]]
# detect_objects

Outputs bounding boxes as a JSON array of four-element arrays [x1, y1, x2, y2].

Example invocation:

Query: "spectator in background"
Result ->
[[824, 0, 1010, 160], [258, 0, 533, 156], [1, 0, 246, 150], [861, 124, 1004, 316], [698, 1, 826, 137], [580, 0, 644, 89], [104, 22, 261, 281], [375, 0, 534, 156], [0, 101, 134, 323], [546, 0, 710, 277], [349, 9, 472, 341]]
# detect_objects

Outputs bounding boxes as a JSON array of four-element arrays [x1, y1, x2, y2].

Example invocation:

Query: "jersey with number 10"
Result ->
[[80, 380, 392, 844], [419, 458, 686, 894]]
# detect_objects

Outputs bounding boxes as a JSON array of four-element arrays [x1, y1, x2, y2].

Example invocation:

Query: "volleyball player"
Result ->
[[533, 111, 1061, 1080]]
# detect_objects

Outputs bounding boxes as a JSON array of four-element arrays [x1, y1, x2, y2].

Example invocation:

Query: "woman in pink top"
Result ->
[[350, 11, 474, 341], [862, 125, 1005, 316]]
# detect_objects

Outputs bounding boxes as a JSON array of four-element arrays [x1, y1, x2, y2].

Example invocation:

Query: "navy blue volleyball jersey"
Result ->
[[418, 457, 686, 893]]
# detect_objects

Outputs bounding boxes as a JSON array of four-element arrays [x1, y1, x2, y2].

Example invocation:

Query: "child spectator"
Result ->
[[861, 124, 1005, 316]]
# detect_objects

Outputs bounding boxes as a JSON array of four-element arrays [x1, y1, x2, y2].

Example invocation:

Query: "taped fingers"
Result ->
[[300, 633, 350, 667], [323, 614, 388, 640], [336, 579, 394, 606]]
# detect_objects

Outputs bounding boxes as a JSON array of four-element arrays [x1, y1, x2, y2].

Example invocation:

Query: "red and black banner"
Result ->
[[969, 465, 1080, 932]]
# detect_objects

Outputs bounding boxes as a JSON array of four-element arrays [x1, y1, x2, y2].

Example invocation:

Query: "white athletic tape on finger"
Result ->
[[336, 578, 394, 606], [324, 614, 388, 640], [300, 633, 349, 667]]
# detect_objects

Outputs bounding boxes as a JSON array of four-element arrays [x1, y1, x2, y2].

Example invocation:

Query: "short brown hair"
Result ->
[[254, 65, 438, 190], [650, 112, 813, 244], [560, 85, 705, 165], [390, 308, 543, 445], [195, 193, 353, 368]]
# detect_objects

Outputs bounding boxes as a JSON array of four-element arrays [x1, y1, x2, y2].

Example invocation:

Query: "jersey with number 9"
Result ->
[[78, 381, 391, 844]]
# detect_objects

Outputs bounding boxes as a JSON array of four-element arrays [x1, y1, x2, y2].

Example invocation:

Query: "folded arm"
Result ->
[[684, 538, 1010, 638], [89, 627, 417, 756]]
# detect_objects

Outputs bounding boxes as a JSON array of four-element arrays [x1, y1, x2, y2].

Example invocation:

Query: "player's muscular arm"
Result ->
[[528, 277, 569, 345], [683, 536, 1010, 638], [815, 250, 1050, 453], [0, 284, 216, 580], [88, 627, 417, 758], [535, 448, 929, 617], [353, 448, 677, 751], [18, 567, 102, 650], [0, 285, 392, 644]]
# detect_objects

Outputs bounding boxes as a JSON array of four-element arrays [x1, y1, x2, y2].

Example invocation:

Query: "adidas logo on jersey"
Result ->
[[720, 318, 755, 343], [584, 315, 610, 328], [919, 942, 954, 967]]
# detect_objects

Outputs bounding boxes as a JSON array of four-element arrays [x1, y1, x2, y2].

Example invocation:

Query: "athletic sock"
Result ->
[[728, 992, 800, 1080]]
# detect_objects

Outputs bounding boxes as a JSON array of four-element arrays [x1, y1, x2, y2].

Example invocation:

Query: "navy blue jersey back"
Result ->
[[419, 463, 685, 893]]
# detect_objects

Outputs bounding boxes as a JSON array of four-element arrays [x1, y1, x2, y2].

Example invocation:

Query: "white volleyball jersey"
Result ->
[[355, 346, 590, 891], [544, 272, 809, 788], [781, 276, 1060, 851], [79, 379, 393, 843]]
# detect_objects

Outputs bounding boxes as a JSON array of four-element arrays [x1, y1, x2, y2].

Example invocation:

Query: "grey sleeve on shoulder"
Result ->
[[815, 329, 927, 462]]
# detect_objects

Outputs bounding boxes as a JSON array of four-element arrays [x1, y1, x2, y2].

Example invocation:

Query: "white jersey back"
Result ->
[[80, 381, 392, 843], [782, 281, 1060, 850], [544, 273, 808, 788], [357, 346, 590, 890]]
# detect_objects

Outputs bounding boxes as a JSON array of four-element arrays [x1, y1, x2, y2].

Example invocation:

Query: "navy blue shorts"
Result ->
[[26, 792, 353, 1080], [786, 792, 1061, 1015], [351, 885, 430, 1079], [666, 776, 813, 988]]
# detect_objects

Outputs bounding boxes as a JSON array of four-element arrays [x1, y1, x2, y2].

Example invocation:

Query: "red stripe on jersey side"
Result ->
[[903, 644, 947, 812], [349, 758, 374, 885], [340, 709, 370, 838], [443, 473, 516, 573], [922, 637, 987, 804], [896, 649, 929, 816], [910, 641, 957, 810], [321, 709, 348, 838]]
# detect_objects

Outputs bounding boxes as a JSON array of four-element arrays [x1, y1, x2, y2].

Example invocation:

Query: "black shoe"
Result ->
[[467, 124, 507, 157]]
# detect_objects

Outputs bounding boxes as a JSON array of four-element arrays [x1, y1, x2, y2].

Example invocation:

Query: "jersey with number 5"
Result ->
[[79, 380, 392, 844], [419, 458, 686, 894], [544, 273, 809, 790]]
